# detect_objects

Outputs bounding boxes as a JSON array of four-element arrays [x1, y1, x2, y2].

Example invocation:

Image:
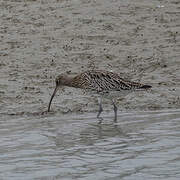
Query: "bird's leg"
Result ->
[[112, 99, 118, 123], [97, 97, 103, 123]]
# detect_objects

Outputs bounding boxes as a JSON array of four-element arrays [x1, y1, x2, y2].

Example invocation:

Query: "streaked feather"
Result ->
[[72, 70, 151, 92]]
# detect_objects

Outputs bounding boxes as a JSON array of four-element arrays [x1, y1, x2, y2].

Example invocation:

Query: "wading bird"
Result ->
[[48, 70, 151, 122]]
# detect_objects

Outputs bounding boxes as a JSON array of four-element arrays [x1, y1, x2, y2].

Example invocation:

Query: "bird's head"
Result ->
[[55, 74, 67, 87]]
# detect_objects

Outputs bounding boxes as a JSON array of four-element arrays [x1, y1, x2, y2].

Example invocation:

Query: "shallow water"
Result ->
[[1, 110, 180, 180]]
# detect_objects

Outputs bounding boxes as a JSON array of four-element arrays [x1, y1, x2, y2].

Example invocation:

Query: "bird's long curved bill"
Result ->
[[48, 86, 58, 112]]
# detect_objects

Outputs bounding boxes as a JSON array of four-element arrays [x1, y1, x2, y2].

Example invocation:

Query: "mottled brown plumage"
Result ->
[[48, 70, 151, 122]]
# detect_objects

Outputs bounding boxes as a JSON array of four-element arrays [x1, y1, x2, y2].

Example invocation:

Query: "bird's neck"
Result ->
[[63, 76, 80, 88]]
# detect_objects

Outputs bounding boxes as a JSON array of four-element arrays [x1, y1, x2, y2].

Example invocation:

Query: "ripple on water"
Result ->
[[0, 110, 180, 179]]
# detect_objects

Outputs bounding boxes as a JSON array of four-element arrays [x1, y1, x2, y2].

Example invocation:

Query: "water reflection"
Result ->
[[0, 110, 180, 179]]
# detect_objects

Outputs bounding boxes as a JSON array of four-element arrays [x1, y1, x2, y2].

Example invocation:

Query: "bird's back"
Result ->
[[72, 70, 151, 93]]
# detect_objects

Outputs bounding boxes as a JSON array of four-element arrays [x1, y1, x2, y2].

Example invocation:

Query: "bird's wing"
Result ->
[[82, 70, 133, 92]]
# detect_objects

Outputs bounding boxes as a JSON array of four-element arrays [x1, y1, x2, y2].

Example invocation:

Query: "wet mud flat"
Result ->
[[0, 0, 180, 115], [0, 0, 180, 179]]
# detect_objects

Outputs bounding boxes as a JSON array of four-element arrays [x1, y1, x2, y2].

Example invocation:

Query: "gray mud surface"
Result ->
[[1, 1, 180, 180], [1, 0, 180, 116]]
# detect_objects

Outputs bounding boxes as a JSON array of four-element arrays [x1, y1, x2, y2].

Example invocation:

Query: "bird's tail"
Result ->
[[139, 84, 152, 89], [135, 84, 152, 91], [129, 82, 152, 90]]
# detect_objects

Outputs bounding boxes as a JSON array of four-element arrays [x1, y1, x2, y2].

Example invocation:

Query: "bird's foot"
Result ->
[[97, 117, 103, 124]]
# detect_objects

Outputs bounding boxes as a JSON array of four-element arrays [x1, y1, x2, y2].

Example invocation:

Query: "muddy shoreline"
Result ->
[[1, 0, 180, 116]]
